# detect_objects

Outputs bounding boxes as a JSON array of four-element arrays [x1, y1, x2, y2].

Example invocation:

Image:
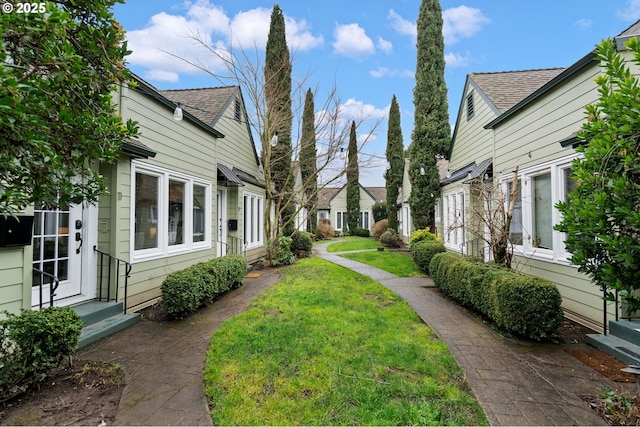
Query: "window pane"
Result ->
[[563, 168, 578, 202], [44, 212, 57, 235], [533, 173, 553, 249], [135, 173, 159, 250], [193, 185, 206, 242], [507, 181, 523, 245], [168, 180, 185, 246]]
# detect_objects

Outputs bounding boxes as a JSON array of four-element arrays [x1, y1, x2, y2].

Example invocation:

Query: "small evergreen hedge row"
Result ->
[[161, 255, 248, 319], [429, 252, 563, 341], [1, 307, 83, 402], [411, 241, 446, 274]]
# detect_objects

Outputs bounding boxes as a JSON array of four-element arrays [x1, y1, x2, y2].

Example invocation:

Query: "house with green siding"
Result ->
[[439, 20, 640, 332], [317, 184, 385, 233], [0, 75, 266, 315]]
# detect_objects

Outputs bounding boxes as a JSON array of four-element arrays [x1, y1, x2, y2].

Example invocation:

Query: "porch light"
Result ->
[[269, 131, 278, 147], [173, 103, 183, 121], [420, 166, 425, 175], [340, 147, 346, 160]]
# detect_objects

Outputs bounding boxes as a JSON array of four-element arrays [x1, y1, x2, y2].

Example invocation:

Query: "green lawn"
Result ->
[[204, 257, 487, 426], [326, 237, 381, 252], [340, 250, 425, 277]]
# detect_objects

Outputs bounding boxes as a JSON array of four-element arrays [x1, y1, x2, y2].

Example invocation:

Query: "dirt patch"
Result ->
[[0, 360, 124, 426], [566, 348, 635, 383]]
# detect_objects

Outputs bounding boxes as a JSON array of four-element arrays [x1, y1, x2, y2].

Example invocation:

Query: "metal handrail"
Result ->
[[226, 235, 247, 257], [32, 267, 59, 308], [602, 287, 620, 335], [94, 246, 132, 313]]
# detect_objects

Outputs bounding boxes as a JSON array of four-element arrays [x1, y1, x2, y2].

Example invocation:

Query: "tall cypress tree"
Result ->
[[385, 94, 404, 232], [264, 4, 294, 237], [409, 0, 450, 231], [346, 120, 360, 232], [300, 88, 318, 233]]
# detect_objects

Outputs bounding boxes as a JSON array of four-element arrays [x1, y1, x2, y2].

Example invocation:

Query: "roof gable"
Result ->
[[159, 86, 238, 125]]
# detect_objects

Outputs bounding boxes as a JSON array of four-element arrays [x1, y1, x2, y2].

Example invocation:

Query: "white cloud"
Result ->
[[376, 37, 393, 54], [445, 51, 472, 67], [573, 18, 592, 29], [340, 98, 389, 122], [333, 23, 375, 59], [369, 66, 413, 79], [388, 9, 417, 41], [617, 0, 640, 21], [124, 0, 322, 82], [442, 5, 490, 45], [145, 69, 180, 82]]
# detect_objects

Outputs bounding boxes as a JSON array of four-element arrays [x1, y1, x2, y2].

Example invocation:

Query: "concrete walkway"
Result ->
[[78, 242, 624, 425]]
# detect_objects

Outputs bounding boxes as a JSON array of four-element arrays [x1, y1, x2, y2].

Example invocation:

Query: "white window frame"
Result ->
[[359, 211, 370, 230], [443, 188, 465, 252], [500, 153, 581, 265], [336, 211, 347, 230], [243, 191, 264, 249], [131, 161, 212, 263]]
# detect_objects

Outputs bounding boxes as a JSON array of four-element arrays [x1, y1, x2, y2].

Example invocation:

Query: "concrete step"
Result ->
[[72, 301, 125, 327], [609, 320, 640, 344], [78, 312, 140, 349], [586, 333, 640, 366]]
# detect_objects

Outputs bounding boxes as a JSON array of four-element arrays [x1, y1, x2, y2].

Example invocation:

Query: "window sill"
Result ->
[[131, 244, 212, 264]]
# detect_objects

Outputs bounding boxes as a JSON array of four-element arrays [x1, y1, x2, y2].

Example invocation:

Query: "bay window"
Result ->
[[132, 162, 211, 261]]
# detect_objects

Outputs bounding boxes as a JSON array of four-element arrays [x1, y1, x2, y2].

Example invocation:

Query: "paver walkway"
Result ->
[[315, 242, 616, 425], [78, 242, 626, 425]]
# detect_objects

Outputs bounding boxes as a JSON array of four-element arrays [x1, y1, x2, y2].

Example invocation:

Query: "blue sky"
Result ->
[[112, 0, 640, 187]]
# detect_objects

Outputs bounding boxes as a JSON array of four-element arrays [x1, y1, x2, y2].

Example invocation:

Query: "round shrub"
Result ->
[[291, 231, 313, 257], [379, 229, 401, 247], [411, 241, 446, 274], [352, 227, 370, 237], [1, 307, 83, 401], [161, 268, 206, 319], [371, 219, 388, 239], [409, 227, 439, 249]]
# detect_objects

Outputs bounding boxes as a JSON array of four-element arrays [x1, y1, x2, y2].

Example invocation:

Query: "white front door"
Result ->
[[31, 203, 96, 307], [217, 189, 227, 256]]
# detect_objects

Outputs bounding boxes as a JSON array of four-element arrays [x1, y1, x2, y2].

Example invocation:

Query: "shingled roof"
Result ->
[[469, 68, 566, 113], [159, 86, 238, 125]]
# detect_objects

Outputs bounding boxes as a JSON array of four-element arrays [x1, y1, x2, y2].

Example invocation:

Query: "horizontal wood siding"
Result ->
[[116, 86, 220, 311], [449, 85, 497, 172], [0, 248, 29, 314], [493, 65, 599, 174]]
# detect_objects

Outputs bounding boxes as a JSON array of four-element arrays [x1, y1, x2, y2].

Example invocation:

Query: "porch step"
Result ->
[[72, 301, 140, 349], [586, 332, 640, 366], [609, 320, 640, 344]]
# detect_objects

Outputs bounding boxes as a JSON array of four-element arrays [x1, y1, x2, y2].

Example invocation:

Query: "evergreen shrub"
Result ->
[[409, 227, 439, 249], [428, 252, 563, 341], [379, 229, 401, 247], [290, 231, 313, 257], [161, 255, 249, 319], [411, 240, 446, 274], [0, 307, 83, 402], [352, 228, 370, 237]]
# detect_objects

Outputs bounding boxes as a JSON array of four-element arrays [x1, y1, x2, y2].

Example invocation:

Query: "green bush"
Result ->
[[411, 241, 446, 274], [0, 307, 83, 402], [161, 268, 206, 318], [290, 231, 313, 257], [271, 236, 295, 266], [352, 227, 370, 237], [161, 255, 248, 319], [372, 201, 387, 222], [428, 252, 563, 341], [409, 227, 439, 249], [379, 229, 401, 247]]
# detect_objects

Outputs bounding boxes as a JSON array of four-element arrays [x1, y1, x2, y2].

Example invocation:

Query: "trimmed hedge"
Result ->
[[411, 241, 446, 274], [1, 307, 83, 402], [161, 255, 248, 319], [428, 252, 563, 341], [409, 227, 439, 249], [352, 227, 370, 237], [290, 231, 313, 257]]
